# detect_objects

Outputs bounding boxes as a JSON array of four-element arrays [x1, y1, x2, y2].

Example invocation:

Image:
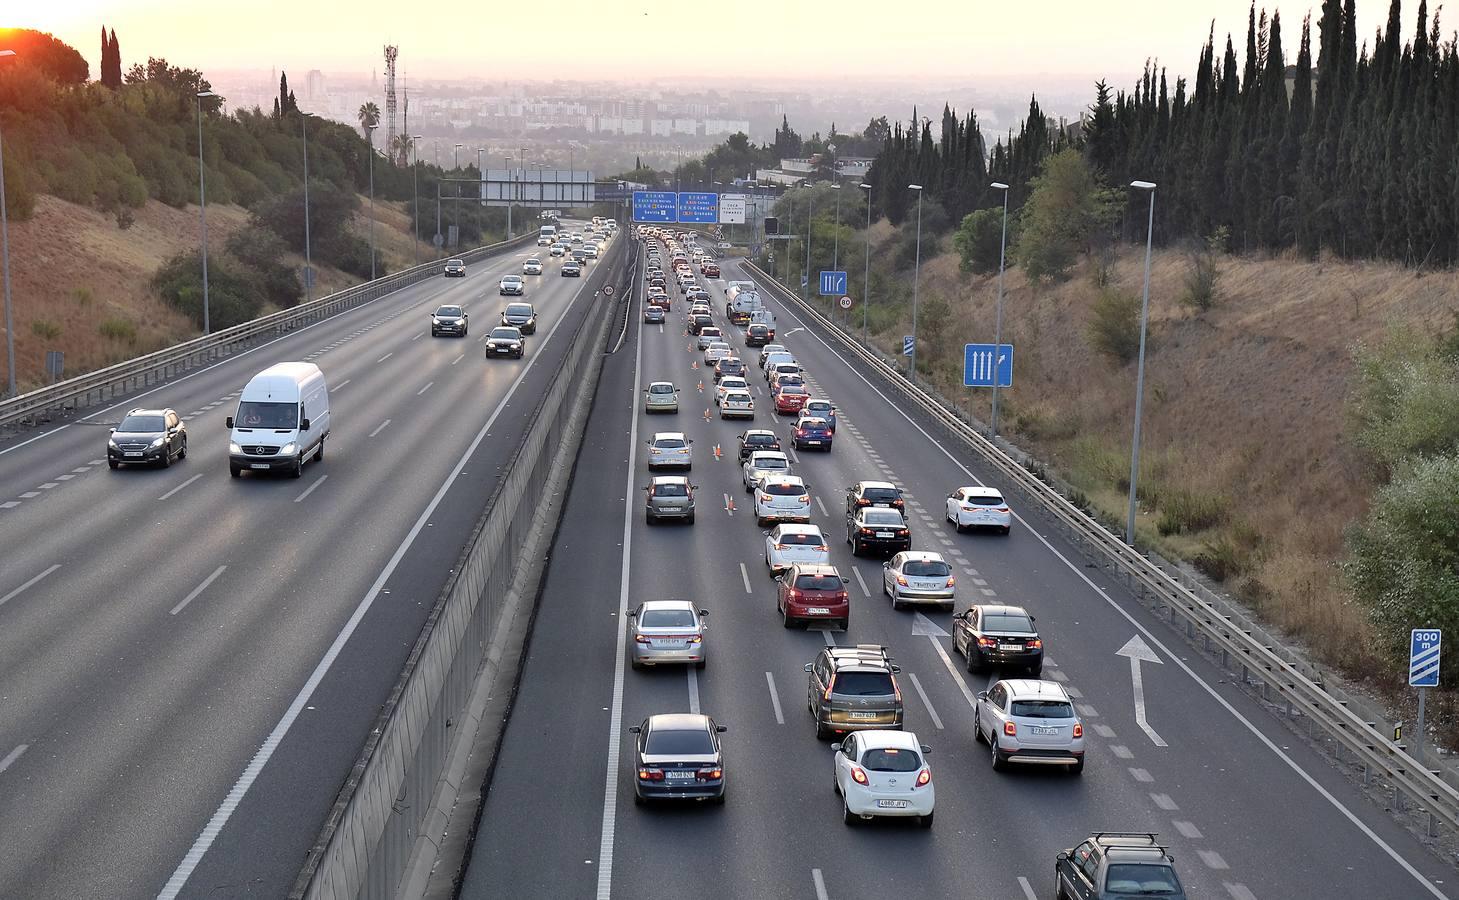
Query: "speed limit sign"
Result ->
[[603, 284, 615, 296], [838, 296, 853, 310]]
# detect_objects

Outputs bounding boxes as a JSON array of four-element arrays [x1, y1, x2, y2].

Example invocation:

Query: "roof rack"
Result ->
[[1089, 832, 1171, 852]]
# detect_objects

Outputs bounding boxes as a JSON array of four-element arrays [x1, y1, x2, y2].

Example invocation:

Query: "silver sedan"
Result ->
[[882, 551, 956, 609], [628, 600, 708, 669]]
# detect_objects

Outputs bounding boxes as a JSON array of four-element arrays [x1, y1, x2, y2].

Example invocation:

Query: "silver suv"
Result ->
[[645, 476, 697, 524], [805, 645, 903, 740], [975, 679, 1085, 774]]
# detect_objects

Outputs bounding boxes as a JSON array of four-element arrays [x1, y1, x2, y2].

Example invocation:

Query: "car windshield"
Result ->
[[1105, 865, 1181, 894], [779, 532, 821, 545], [526, 259, 540, 265], [649, 384, 675, 394], [863, 510, 905, 526], [862, 488, 901, 503], [983, 613, 1035, 633], [701, 329, 720, 337], [832, 672, 895, 696], [436, 306, 462, 317], [506, 303, 532, 315], [118, 414, 165, 432], [1011, 699, 1075, 719], [652, 482, 687, 496], [725, 392, 751, 402], [490, 328, 520, 339], [749, 326, 768, 335], [234, 401, 296, 429], [447, 259, 463, 266], [904, 560, 952, 577], [654, 438, 686, 449], [969, 493, 1005, 506], [764, 483, 805, 496], [779, 386, 809, 397], [752, 456, 788, 469], [639, 608, 696, 627], [503, 276, 522, 283], [645, 728, 714, 755], [722, 379, 747, 389], [861, 748, 921, 772], [794, 574, 842, 590]]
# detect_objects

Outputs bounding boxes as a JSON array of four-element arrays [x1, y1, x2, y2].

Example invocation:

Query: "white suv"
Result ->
[[754, 474, 811, 526], [743, 451, 791, 491], [975, 679, 1085, 774], [764, 524, 829, 575]]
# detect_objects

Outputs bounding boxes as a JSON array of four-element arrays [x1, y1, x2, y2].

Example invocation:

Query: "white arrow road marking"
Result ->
[[919, 615, 981, 710], [1116, 635, 1168, 747], [911, 611, 949, 637]]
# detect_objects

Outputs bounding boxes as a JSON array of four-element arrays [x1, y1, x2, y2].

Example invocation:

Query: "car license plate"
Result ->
[[655, 640, 686, 648], [805, 440, 821, 445], [848, 711, 877, 720], [665, 770, 694, 780], [250, 463, 269, 469], [806, 607, 830, 615], [124, 451, 144, 457], [1000, 643, 1022, 651], [1032, 726, 1060, 736], [876, 799, 909, 808], [877, 531, 894, 538]]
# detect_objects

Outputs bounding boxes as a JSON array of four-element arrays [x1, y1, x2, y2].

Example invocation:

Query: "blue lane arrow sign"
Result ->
[[962, 343, 1014, 387], [818, 270, 848, 296]]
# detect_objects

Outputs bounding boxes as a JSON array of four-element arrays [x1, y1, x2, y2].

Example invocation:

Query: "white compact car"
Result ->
[[946, 486, 1013, 534], [753, 474, 811, 526], [743, 451, 791, 491], [715, 376, 749, 406], [764, 524, 829, 575], [833, 729, 935, 827], [975, 679, 1085, 773], [720, 390, 754, 420], [647, 432, 693, 469], [882, 551, 956, 609], [644, 381, 680, 414], [523, 258, 543, 275]]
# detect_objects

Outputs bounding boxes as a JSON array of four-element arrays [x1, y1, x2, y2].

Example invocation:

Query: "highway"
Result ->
[[461, 238, 1454, 899], [0, 229, 615, 899]]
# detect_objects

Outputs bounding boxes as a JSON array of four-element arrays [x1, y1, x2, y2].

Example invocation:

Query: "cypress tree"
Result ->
[[108, 29, 120, 87]]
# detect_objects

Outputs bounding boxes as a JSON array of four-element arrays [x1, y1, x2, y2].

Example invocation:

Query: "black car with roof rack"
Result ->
[[1056, 832, 1185, 899]]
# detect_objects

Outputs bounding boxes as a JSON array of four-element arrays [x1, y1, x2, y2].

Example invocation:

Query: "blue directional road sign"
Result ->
[[819, 270, 848, 296], [963, 342, 1014, 387], [1411, 629, 1442, 687], [903, 335, 915, 357], [678, 192, 719, 224], [632, 191, 676, 223]]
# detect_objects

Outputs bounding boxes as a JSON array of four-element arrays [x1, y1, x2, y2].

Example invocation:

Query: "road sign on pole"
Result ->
[[819, 270, 848, 296], [903, 335, 915, 357], [678, 192, 719, 224], [838, 296, 853, 310], [633, 191, 677, 223], [963, 343, 1014, 387], [1411, 629, 1441, 687]]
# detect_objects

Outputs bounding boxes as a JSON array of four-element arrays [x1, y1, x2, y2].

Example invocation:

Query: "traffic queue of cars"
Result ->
[[622, 229, 1134, 855]]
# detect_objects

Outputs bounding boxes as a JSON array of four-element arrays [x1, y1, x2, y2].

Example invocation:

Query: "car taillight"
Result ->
[[798, 495, 809, 503], [915, 768, 931, 787], [816, 545, 828, 552], [977, 636, 998, 649], [1027, 638, 1043, 649], [946, 576, 956, 587], [697, 767, 722, 780], [963, 504, 977, 511], [635, 634, 652, 644], [796, 429, 807, 436], [774, 543, 786, 551], [860, 527, 874, 535], [1073, 722, 1084, 738], [786, 589, 800, 600], [896, 576, 909, 586], [688, 634, 703, 644], [759, 492, 770, 502], [638, 768, 664, 781], [893, 677, 902, 704], [823, 682, 834, 701], [896, 529, 908, 536], [856, 498, 870, 507], [998, 506, 1010, 513], [851, 766, 868, 785], [1003, 721, 1017, 737]]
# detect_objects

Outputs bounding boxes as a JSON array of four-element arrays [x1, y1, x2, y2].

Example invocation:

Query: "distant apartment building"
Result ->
[[703, 119, 751, 136], [305, 69, 326, 101]]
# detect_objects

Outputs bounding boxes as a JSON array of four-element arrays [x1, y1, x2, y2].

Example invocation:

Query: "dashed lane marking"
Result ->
[[0, 565, 61, 611], [908, 673, 944, 730], [765, 672, 785, 725]]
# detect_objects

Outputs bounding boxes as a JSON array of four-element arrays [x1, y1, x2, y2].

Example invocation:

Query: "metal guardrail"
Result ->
[[289, 239, 626, 900], [744, 261, 1459, 833], [0, 234, 537, 429]]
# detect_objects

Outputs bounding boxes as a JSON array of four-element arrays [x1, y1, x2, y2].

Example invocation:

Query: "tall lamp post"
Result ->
[[908, 183, 925, 384], [365, 123, 378, 279], [411, 134, 423, 265], [301, 113, 313, 305], [803, 188, 814, 300], [1125, 180, 1158, 546], [859, 182, 871, 345], [989, 181, 1011, 437], [505, 155, 514, 239], [453, 143, 463, 246], [1, 48, 18, 398], [195, 89, 217, 335]]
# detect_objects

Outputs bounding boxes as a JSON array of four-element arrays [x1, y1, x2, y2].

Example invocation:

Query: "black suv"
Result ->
[[737, 429, 782, 461], [804, 644, 903, 740], [953, 604, 1044, 675], [108, 407, 187, 469], [1056, 833, 1185, 899]]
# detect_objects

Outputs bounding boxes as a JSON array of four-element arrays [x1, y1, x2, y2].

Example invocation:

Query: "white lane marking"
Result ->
[[1150, 793, 1179, 811], [816, 496, 829, 517], [1129, 767, 1154, 783], [723, 492, 733, 517], [89, 459, 105, 465], [766, 273, 1453, 898], [822, 630, 836, 646], [596, 269, 646, 900], [851, 567, 871, 598], [765, 672, 785, 725], [368, 419, 391, 438], [55, 474, 76, 481], [163, 257, 596, 900], [1077, 704, 1100, 718], [687, 666, 701, 715], [71, 466, 91, 474], [0, 501, 17, 509], [0, 744, 28, 774], [18, 491, 38, 498], [417, 381, 434, 395], [37, 483, 57, 489], [0, 564, 61, 610], [1017, 876, 1038, 900], [334, 379, 350, 390], [1109, 745, 1134, 759], [452, 354, 465, 365], [928, 634, 981, 710], [907, 673, 944, 730], [812, 868, 830, 900], [1173, 819, 1203, 839], [1198, 850, 1230, 870], [293, 475, 328, 503], [170, 565, 227, 616], [1093, 723, 1116, 739], [1224, 883, 1258, 900], [156, 473, 204, 502], [787, 447, 800, 464], [740, 562, 753, 594], [377, 352, 393, 363], [412, 332, 423, 341], [1064, 686, 1083, 699], [979, 587, 997, 597]]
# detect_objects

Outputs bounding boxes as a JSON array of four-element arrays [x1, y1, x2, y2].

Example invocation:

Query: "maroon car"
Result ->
[[776, 563, 851, 630]]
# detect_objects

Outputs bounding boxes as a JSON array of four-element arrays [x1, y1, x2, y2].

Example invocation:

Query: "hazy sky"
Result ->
[[13, 1, 1395, 87]]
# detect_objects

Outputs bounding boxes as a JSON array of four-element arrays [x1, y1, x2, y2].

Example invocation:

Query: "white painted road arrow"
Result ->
[[911, 611, 949, 637], [1116, 635, 1168, 747]]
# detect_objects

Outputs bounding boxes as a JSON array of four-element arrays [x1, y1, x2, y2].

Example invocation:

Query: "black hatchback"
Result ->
[[629, 713, 727, 804], [108, 408, 187, 469], [738, 429, 782, 461], [953, 604, 1043, 676]]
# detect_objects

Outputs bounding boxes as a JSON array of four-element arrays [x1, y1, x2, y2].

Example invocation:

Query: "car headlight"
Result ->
[[108, 438, 118, 449], [149, 437, 165, 448], [511, 342, 522, 349], [432, 317, 440, 324], [280, 442, 298, 456], [229, 442, 241, 454]]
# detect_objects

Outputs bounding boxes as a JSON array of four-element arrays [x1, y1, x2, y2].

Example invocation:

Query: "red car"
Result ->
[[777, 563, 850, 630], [774, 385, 809, 416], [702, 262, 721, 277]]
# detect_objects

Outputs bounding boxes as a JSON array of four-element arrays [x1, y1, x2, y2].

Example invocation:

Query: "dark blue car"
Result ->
[[792, 416, 834, 451]]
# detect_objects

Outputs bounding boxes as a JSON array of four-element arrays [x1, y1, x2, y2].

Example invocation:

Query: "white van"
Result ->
[[227, 362, 331, 478]]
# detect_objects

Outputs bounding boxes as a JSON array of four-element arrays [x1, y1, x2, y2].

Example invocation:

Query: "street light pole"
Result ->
[[411, 135, 423, 265], [453, 143, 462, 246], [366, 123, 377, 280], [908, 183, 924, 384], [195, 90, 216, 334], [859, 182, 871, 345], [989, 181, 1011, 437], [505, 155, 514, 239], [0, 49, 17, 397], [804, 188, 813, 300], [302, 113, 312, 305], [1126, 181, 1158, 546]]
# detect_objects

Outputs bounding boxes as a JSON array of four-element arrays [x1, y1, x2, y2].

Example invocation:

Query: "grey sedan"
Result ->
[[628, 600, 708, 669]]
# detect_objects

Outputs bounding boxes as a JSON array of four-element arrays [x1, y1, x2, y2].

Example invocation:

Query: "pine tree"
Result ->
[[107, 29, 120, 87]]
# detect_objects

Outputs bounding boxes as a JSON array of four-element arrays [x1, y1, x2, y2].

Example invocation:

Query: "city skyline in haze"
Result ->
[[11, 0, 1396, 95]]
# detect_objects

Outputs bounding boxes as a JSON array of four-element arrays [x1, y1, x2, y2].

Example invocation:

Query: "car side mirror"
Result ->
[[301, 418, 311, 431], [882, 562, 890, 569], [829, 741, 842, 752], [977, 690, 989, 701], [628, 725, 642, 734], [920, 745, 932, 755], [841, 577, 850, 584], [699, 609, 709, 617], [803, 662, 814, 673], [715, 725, 728, 733], [626, 610, 637, 617], [773, 575, 782, 582], [225, 416, 234, 428], [692, 485, 700, 490], [1056, 851, 1068, 862], [890, 665, 901, 674]]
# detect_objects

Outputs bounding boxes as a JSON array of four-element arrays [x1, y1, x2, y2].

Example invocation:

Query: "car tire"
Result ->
[[1069, 758, 1084, 776], [633, 791, 645, 806], [695, 659, 706, 670], [711, 789, 726, 806], [108, 459, 119, 470], [890, 592, 902, 611], [851, 540, 863, 557], [974, 708, 985, 743], [1002, 525, 1012, 535], [630, 658, 642, 670], [160, 445, 172, 468], [991, 739, 1007, 771], [229, 463, 241, 478], [782, 609, 794, 629], [919, 811, 934, 829], [837, 619, 848, 631], [686, 512, 695, 525], [290, 457, 303, 479], [1028, 664, 1042, 678], [645, 513, 656, 526], [178, 439, 188, 460], [842, 800, 857, 827]]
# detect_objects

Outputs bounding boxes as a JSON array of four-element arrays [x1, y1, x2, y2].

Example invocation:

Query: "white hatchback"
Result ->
[[764, 524, 829, 575], [647, 432, 693, 470], [833, 729, 935, 827], [743, 450, 791, 491], [754, 474, 811, 526], [715, 376, 749, 406], [946, 486, 1013, 534], [720, 391, 754, 420], [643, 381, 680, 414]]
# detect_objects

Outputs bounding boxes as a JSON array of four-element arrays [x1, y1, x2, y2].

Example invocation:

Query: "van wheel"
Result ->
[[290, 458, 303, 478], [229, 464, 241, 478], [315, 439, 325, 462]]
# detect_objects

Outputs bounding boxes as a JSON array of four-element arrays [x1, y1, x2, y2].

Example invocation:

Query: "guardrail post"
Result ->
[[1430, 810, 1438, 836]]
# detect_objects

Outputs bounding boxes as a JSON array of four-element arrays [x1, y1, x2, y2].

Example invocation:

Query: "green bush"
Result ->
[[1012, 148, 1121, 283], [30, 319, 62, 340], [1348, 328, 1459, 477], [1155, 487, 1228, 535], [70, 287, 93, 306], [225, 226, 301, 308], [98, 317, 137, 343], [1087, 287, 1144, 363], [1180, 227, 1228, 311], [153, 250, 264, 330], [954, 207, 1008, 275]]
